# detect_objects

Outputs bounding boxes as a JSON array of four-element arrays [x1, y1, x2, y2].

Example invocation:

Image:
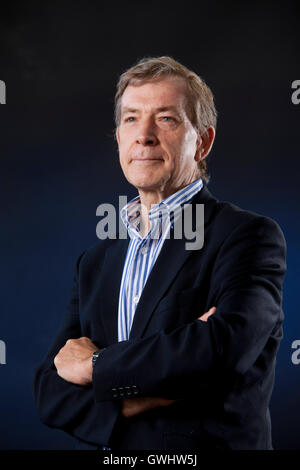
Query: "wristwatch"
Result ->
[[91, 348, 106, 368]]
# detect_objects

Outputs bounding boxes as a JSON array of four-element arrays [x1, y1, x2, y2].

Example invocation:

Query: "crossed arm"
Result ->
[[35, 215, 286, 442], [53, 307, 216, 418]]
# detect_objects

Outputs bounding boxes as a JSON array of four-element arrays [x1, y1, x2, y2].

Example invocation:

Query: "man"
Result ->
[[34, 56, 286, 450]]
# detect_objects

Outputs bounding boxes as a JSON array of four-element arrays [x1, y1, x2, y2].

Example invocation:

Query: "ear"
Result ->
[[194, 126, 215, 162]]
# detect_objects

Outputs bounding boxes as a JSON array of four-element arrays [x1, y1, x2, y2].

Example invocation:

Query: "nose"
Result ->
[[136, 119, 159, 146]]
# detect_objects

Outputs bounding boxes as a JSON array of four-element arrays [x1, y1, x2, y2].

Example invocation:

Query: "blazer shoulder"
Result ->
[[202, 187, 286, 247], [74, 237, 126, 273], [220, 199, 284, 235]]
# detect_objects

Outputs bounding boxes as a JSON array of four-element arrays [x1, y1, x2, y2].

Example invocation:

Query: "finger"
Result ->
[[198, 306, 216, 322]]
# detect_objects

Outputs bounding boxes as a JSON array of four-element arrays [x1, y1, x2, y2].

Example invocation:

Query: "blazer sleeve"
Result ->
[[92, 215, 287, 402], [33, 252, 121, 446]]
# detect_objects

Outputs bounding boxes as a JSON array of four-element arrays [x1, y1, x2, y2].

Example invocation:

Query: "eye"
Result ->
[[125, 116, 136, 122], [160, 116, 178, 125]]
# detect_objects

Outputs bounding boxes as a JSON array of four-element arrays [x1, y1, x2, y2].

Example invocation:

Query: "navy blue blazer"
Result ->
[[33, 185, 286, 450]]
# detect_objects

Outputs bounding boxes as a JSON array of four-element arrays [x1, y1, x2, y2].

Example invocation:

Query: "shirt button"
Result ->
[[141, 246, 148, 254], [133, 296, 139, 304]]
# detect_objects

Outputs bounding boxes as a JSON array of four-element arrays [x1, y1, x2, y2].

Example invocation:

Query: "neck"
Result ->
[[138, 190, 166, 237], [137, 181, 194, 237]]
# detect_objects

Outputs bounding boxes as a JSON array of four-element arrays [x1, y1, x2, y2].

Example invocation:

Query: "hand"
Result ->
[[121, 396, 181, 419], [198, 306, 216, 322], [54, 336, 98, 386], [121, 306, 217, 418]]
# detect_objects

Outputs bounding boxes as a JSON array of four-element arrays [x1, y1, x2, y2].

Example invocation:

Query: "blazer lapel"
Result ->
[[128, 185, 218, 340], [99, 237, 130, 345]]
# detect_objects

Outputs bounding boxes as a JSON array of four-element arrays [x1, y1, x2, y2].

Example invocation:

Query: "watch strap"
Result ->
[[92, 348, 106, 367]]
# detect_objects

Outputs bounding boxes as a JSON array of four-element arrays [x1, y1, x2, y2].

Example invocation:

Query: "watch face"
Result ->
[[92, 350, 100, 365], [92, 348, 106, 366]]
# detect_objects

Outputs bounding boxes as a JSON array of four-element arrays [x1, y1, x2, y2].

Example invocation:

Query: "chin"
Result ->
[[132, 179, 162, 191], [127, 171, 167, 191]]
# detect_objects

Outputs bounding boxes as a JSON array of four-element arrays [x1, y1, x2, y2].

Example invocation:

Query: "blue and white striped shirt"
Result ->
[[118, 178, 203, 342]]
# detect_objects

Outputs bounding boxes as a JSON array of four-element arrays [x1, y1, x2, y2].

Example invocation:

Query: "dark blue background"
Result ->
[[0, 0, 299, 449]]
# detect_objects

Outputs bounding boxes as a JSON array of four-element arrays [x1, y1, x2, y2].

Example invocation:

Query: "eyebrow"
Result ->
[[122, 105, 180, 114]]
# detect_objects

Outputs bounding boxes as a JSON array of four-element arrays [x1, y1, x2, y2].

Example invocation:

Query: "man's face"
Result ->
[[116, 76, 202, 195]]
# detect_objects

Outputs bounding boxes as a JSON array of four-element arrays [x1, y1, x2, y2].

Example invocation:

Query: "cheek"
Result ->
[[164, 137, 186, 166], [119, 153, 128, 173], [183, 128, 198, 153], [120, 136, 137, 159], [163, 135, 180, 158], [117, 141, 129, 164]]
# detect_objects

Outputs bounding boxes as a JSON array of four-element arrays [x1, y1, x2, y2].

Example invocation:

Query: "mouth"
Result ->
[[132, 157, 164, 162]]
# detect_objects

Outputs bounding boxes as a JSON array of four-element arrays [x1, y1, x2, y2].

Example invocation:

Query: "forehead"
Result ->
[[120, 76, 190, 113]]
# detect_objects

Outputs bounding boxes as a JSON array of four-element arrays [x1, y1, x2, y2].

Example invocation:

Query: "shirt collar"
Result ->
[[120, 178, 203, 239]]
